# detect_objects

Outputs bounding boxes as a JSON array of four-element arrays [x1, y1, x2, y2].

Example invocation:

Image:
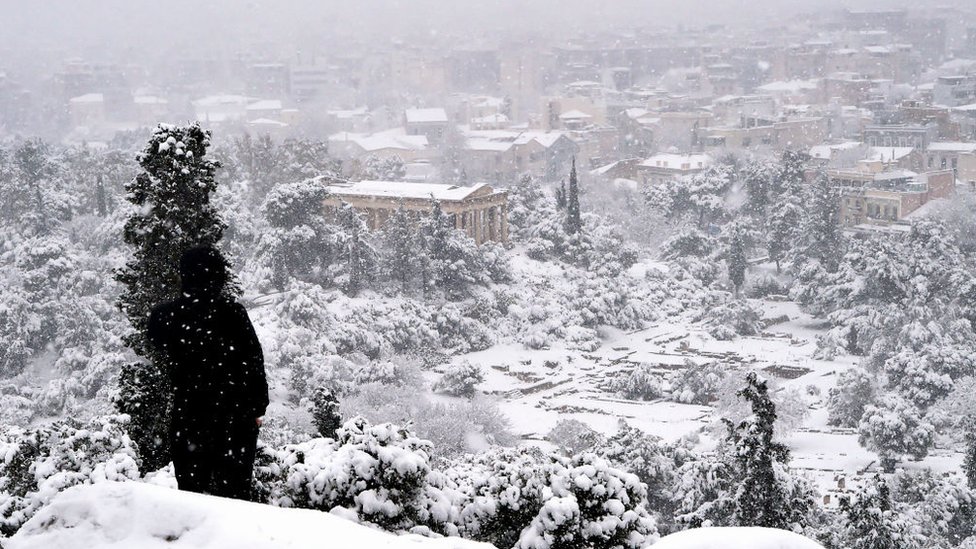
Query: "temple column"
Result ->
[[474, 208, 483, 244], [501, 203, 509, 242]]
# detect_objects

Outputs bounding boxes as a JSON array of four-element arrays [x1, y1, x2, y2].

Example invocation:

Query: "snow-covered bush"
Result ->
[[277, 417, 433, 531], [668, 360, 726, 405], [520, 453, 658, 549], [608, 363, 664, 401], [0, 414, 140, 536], [546, 419, 604, 455], [433, 361, 485, 397], [447, 447, 555, 548], [596, 421, 690, 534], [696, 297, 762, 340], [354, 359, 424, 388]]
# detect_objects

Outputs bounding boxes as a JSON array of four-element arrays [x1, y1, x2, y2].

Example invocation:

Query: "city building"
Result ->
[[828, 168, 954, 226], [637, 153, 711, 186]]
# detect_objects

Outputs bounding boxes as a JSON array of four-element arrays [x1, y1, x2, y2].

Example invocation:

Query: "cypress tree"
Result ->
[[381, 203, 417, 293], [337, 201, 376, 297], [114, 123, 227, 470], [310, 387, 342, 439], [724, 372, 794, 529], [964, 416, 976, 489], [565, 157, 582, 235], [727, 222, 748, 297], [95, 175, 107, 217]]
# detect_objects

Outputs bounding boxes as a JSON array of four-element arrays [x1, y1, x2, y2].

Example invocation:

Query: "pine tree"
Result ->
[[310, 386, 342, 439], [95, 175, 107, 217], [839, 475, 913, 549], [565, 157, 582, 235], [723, 372, 805, 529], [767, 196, 802, 274], [336, 201, 377, 296], [556, 180, 567, 210], [965, 417, 976, 489], [420, 200, 481, 299], [114, 123, 227, 470], [727, 222, 748, 297], [742, 160, 774, 218], [381, 203, 417, 292], [773, 150, 808, 197], [802, 169, 842, 272]]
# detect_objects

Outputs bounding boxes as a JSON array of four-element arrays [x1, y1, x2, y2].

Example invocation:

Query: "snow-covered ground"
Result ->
[[443, 299, 963, 500], [5, 481, 493, 549]]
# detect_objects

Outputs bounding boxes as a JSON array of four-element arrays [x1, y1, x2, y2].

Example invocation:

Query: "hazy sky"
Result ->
[[0, 0, 969, 68]]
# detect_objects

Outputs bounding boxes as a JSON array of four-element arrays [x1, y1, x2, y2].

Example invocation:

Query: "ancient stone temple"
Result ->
[[321, 180, 509, 244]]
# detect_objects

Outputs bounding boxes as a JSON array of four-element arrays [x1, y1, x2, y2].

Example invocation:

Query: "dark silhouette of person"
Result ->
[[148, 246, 268, 500]]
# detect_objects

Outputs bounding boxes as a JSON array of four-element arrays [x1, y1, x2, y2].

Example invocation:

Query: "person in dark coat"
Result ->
[[147, 246, 269, 500]]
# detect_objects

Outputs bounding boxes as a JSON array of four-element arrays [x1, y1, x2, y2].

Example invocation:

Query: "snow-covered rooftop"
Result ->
[[809, 141, 862, 160], [247, 99, 283, 111], [69, 93, 104, 103], [756, 79, 819, 93], [640, 153, 711, 170], [329, 129, 429, 152], [927, 142, 976, 153], [559, 109, 593, 120], [866, 146, 915, 163], [249, 118, 288, 127], [192, 94, 254, 107], [326, 180, 497, 201], [405, 108, 448, 124]]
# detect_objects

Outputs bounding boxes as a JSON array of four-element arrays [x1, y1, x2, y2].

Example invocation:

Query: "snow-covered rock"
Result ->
[[654, 527, 825, 549], [6, 481, 495, 549]]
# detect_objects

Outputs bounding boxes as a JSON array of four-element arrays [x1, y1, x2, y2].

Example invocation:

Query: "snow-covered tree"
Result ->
[[379, 203, 419, 293], [310, 387, 342, 439], [858, 394, 935, 472], [648, 165, 733, 228], [798, 170, 842, 272], [837, 475, 918, 549], [726, 221, 748, 296], [335, 201, 378, 296], [258, 179, 336, 289], [742, 159, 775, 218], [827, 368, 876, 428], [723, 372, 812, 530], [360, 154, 407, 181], [565, 157, 582, 236]]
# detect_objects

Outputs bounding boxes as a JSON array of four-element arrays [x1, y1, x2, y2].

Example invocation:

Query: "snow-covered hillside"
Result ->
[[5, 481, 494, 549]]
